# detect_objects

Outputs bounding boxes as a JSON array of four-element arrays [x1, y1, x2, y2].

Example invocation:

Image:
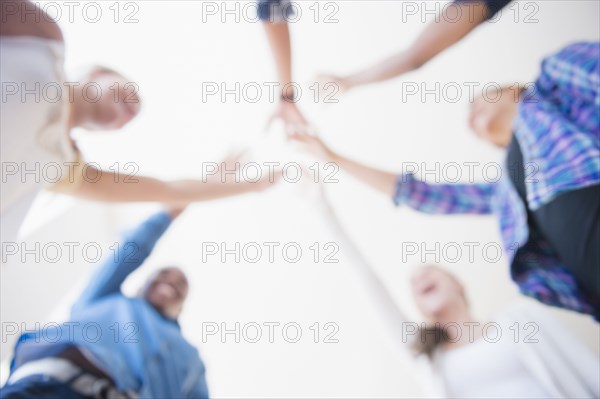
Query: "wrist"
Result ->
[[280, 90, 298, 103]]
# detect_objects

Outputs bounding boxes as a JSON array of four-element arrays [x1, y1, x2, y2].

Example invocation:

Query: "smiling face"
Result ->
[[143, 267, 189, 319], [469, 86, 523, 148], [79, 68, 142, 131], [411, 266, 468, 322]]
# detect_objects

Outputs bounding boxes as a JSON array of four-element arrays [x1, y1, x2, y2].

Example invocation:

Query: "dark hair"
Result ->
[[412, 325, 452, 358], [410, 266, 469, 357]]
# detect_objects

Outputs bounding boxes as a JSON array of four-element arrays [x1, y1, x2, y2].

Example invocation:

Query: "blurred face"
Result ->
[[144, 267, 189, 319], [411, 266, 467, 321], [81, 71, 141, 130], [469, 86, 522, 148]]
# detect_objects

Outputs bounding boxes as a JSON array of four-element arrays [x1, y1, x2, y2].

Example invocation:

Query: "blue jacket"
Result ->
[[11, 212, 209, 398]]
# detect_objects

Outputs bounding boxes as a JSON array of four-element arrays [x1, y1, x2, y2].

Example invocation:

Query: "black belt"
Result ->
[[7, 357, 138, 399]]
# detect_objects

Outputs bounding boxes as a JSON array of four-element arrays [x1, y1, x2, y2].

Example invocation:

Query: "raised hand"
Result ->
[[266, 101, 310, 136], [214, 148, 281, 193], [289, 132, 335, 162], [317, 73, 353, 94]]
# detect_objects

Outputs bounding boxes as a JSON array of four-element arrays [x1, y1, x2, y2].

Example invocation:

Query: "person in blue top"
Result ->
[[258, 0, 513, 134], [1, 205, 209, 399]]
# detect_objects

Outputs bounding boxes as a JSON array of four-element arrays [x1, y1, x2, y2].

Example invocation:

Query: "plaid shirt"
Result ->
[[516, 42, 600, 210], [394, 42, 600, 319]]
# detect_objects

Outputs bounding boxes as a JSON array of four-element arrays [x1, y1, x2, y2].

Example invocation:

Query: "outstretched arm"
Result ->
[[292, 133, 497, 215], [314, 184, 415, 357], [65, 169, 267, 204], [263, 21, 293, 97], [324, 1, 501, 91], [260, 1, 309, 133], [52, 161, 276, 205], [329, 148, 398, 198], [72, 206, 184, 312], [290, 133, 397, 197]]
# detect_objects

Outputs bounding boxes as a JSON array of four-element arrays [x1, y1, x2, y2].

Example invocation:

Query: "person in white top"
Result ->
[[1, 0, 277, 243], [410, 265, 599, 398], [313, 185, 599, 398]]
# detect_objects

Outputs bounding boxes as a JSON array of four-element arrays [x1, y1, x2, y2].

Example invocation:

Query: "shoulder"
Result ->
[[0, 0, 64, 42]]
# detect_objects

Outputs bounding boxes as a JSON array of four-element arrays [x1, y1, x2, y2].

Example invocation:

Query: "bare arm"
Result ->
[[314, 185, 414, 356], [330, 152, 397, 198], [262, 20, 309, 133], [72, 209, 176, 312], [0, 0, 63, 41], [335, 2, 489, 90], [54, 167, 273, 205], [291, 133, 397, 197], [291, 133, 496, 215], [263, 21, 293, 97]]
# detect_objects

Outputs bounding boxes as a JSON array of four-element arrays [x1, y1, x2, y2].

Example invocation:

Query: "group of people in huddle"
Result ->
[[1, 0, 598, 397]]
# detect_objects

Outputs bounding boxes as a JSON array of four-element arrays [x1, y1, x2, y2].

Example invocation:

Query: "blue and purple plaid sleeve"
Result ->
[[535, 42, 600, 109], [392, 173, 497, 215], [393, 173, 529, 263], [515, 42, 600, 210]]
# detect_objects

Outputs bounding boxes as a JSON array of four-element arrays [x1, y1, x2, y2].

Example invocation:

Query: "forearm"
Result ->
[[344, 51, 422, 89], [73, 211, 173, 310], [263, 21, 294, 98], [345, 2, 486, 88], [331, 155, 497, 214], [316, 190, 413, 355], [328, 151, 397, 198], [63, 169, 259, 204]]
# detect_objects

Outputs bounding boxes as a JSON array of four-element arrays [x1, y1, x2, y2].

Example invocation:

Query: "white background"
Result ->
[[2, 1, 600, 397]]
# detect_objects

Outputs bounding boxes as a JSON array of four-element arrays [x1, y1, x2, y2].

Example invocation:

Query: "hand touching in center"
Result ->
[[266, 100, 310, 136], [289, 132, 336, 162]]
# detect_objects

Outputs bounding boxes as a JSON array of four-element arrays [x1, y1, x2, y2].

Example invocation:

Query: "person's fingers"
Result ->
[[316, 73, 349, 94], [288, 131, 301, 141], [288, 132, 311, 145], [285, 121, 308, 137], [304, 124, 318, 136], [223, 147, 247, 163], [289, 125, 320, 141], [220, 151, 246, 173]]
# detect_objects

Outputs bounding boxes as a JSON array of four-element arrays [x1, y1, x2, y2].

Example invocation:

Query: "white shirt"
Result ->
[[1, 36, 76, 243], [438, 334, 550, 398], [315, 189, 598, 398]]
